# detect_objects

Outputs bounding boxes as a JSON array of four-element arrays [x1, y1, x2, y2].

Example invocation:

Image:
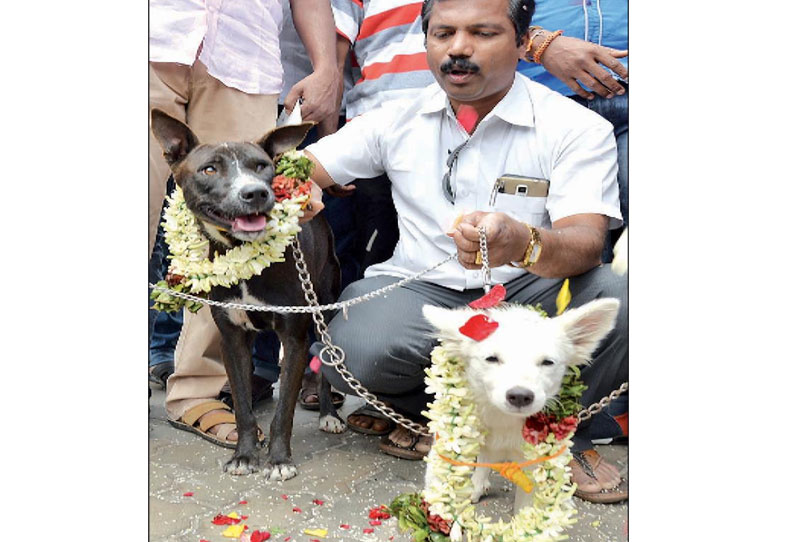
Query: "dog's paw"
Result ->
[[262, 462, 298, 481], [318, 414, 346, 434], [471, 479, 491, 503], [223, 454, 260, 476]]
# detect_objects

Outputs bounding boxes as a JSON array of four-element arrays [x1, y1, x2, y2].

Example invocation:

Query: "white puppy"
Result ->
[[422, 298, 619, 509]]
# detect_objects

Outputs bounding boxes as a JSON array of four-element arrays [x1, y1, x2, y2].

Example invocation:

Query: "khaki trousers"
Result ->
[[148, 60, 277, 420]]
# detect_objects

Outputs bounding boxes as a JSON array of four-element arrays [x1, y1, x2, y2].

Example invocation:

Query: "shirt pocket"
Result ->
[[494, 193, 548, 227]]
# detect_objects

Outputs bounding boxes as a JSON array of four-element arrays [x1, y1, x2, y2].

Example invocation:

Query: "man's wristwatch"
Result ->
[[511, 223, 543, 268]]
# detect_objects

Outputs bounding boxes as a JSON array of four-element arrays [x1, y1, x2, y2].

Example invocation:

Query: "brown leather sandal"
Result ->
[[378, 426, 432, 461], [168, 400, 265, 450], [570, 449, 628, 504]]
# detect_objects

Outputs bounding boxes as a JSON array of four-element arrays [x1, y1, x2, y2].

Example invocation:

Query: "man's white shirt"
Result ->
[[307, 74, 622, 291]]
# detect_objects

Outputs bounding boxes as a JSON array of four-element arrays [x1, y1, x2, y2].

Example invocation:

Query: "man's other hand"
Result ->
[[539, 36, 628, 100], [298, 180, 325, 224]]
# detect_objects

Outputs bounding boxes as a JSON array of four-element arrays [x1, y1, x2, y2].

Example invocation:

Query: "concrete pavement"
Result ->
[[149, 385, 627, 542]]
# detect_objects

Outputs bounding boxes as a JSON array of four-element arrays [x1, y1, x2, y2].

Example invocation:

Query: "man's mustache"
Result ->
[[440, 57, 480, 74]]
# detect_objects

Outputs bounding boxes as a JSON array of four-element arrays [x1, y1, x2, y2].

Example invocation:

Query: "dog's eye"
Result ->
[[202, 165, 217, 175], [541, 359, 555, 366], [485, 355, 500, 363], [255, 163, 269, 173]]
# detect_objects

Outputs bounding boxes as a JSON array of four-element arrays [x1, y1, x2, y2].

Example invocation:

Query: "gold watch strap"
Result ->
[[511, 223, 542, 268]]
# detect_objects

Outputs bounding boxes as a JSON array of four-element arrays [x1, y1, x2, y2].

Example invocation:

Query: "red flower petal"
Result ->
[[369, 520, 382, 526], [312, 499, 324, 505], [456, 104, 479, 134], [239, 500, 248, 505], [459, 314, 499, 341], [292, 507, 302, 513], [309, 356, 321, 373], [212, 514, 242, 525], [363, 528, 375, 534], [241, 515, 249, 520], [339, 524, 350, 529], [468, 284, 506, 309], [281, 494, 288, 500], [250, 531, 271, 542], [368, 505, 391, 519], [183, 492, 194, 497]]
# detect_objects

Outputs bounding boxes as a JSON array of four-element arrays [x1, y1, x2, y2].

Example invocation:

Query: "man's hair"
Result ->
[[421, 0, 535, 46]]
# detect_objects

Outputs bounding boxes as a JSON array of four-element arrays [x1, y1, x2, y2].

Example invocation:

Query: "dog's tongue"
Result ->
[[232, 214, 267, 232]]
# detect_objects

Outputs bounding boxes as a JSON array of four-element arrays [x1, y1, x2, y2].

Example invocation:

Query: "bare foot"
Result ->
[[348, 414, 391, 434]]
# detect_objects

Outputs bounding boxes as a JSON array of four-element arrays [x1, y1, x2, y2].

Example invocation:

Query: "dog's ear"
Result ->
[[256, 122, 315, 158], [555, 298, 620, 365], [423, 305, 476, 339], [150, 109, 200, 167]]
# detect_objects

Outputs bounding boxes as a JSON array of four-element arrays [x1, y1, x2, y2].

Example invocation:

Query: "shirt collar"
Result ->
[[418, 74, 535, 128]]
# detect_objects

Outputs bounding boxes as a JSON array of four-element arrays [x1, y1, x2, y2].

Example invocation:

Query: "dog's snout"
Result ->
[[506, 387, 534, 408], [239, 184, 273, 205]]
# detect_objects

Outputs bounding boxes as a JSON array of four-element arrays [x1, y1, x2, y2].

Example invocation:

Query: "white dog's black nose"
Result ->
[[506, 387, 534, 408]]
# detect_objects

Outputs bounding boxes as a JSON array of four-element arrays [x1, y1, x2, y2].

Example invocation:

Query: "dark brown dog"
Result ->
[[151, 109, 344, 479]]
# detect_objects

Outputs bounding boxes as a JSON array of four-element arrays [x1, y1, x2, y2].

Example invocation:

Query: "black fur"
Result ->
[[151, 109, 342, 477]]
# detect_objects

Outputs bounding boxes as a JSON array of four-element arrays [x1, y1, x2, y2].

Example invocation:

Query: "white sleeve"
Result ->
[[546, 119, 623, 229], [305, 107, 394, 185]]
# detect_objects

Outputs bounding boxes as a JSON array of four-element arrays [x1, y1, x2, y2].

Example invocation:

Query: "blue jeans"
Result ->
[[149, 178, 183, 368], [572, 88, 628, 262]]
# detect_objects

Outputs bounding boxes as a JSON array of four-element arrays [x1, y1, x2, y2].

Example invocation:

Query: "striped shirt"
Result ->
[[331, 0, 435, 119]]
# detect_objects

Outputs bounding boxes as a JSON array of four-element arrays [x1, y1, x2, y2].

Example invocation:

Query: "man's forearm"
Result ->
[[527, 219, 606, 278], [291, 0, 337, 72]]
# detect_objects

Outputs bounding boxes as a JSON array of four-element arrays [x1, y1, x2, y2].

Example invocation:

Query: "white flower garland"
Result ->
[[151, 185, 307, 311], [422, 344, 578, 542]]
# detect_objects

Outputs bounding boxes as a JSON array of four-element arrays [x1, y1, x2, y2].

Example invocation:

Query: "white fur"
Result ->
[[224, 283, 262, 331], [422, 298, 619, 508]]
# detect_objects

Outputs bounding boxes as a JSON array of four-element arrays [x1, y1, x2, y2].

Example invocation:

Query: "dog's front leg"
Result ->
[[215, 316, 260, 475], [317, 372, 345, 434], [264, 318, 311, 481], [470, 447, 497, 503]]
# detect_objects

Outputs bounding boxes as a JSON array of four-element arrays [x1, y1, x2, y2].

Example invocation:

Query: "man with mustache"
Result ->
[[301, 0, 627, 501]]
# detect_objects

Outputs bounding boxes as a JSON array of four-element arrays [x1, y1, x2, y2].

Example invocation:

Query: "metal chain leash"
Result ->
[[577, 381, 629, 422], [477, 226, 492, 293], [291, 239, 432, 437], [151, 227, 627, 435], [148, 253, 456, 314]]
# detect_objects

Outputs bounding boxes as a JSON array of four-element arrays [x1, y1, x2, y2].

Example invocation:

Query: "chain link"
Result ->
[[291, 239, 432, 437], [577, 381, 629, 422], [478, 226, 491, 293]]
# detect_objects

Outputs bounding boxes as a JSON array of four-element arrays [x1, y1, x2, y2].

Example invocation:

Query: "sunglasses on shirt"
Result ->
[[441, 139, 469, 204]]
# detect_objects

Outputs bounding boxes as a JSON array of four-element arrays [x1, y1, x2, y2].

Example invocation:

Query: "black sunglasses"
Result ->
[[441, 139, 469, 204]]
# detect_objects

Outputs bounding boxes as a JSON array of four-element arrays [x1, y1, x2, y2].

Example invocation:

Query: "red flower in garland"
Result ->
[[420, 500, 451, 535], [272, 175, 312, 203], [272, 175, 297, 202], [522, 413, 579, 444]]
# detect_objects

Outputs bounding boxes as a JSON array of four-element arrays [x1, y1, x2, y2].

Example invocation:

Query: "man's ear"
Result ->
[[256, 122, 315, 158], [555, 298, 620, 365], [151, 109, 200, 167]]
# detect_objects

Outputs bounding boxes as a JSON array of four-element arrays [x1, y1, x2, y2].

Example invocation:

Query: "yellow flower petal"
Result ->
[[303, 528, 328, 537], [222, 524, 245, 538], [555, 278, 571, 316]]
